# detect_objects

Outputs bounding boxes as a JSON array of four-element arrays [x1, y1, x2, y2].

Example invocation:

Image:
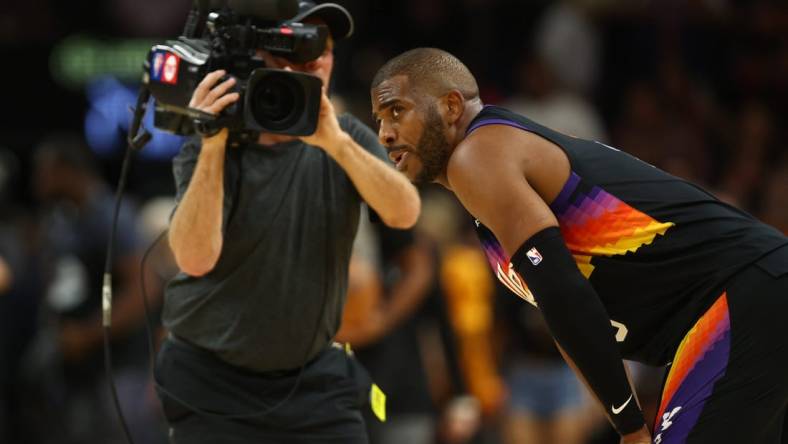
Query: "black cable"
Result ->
[[102, 81, 152, 444], [103, 330, 134, 442], [101, 138, 138, 444]]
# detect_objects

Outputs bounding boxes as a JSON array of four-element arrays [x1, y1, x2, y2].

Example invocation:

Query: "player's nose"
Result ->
[[378, 120, 396, 147]]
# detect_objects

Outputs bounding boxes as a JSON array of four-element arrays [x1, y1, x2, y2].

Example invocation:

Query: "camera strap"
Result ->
[[193, 117, 223, 138]]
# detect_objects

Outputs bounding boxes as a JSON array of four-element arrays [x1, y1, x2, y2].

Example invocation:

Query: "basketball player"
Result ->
[[370, 48, 788, 444]]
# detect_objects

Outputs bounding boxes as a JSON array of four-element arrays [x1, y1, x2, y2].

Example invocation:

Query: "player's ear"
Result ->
[[443, 90, 464, 125]]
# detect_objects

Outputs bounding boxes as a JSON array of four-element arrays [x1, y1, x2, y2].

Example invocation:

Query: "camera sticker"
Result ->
[[151, 50, 180, 85], [162, 53, 180, 84], [151, 52, 165, 81]]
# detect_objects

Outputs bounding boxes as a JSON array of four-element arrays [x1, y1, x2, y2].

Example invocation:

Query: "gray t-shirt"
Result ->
[[163, 114, 388, 372]]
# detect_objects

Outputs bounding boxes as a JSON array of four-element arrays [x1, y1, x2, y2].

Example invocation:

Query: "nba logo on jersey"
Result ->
[[526, 247, 543, 265]]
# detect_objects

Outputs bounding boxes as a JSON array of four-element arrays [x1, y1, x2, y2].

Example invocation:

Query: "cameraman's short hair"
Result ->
[[371, 48, 479, 101]]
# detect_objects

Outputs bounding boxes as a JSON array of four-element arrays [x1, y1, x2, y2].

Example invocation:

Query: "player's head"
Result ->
[[257, 1, 353, 89], [371, 48, 479, 184]]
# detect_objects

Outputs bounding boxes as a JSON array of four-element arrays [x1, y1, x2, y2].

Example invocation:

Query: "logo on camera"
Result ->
[[151, 52, 164, 80], [161, 53, 180, 84]]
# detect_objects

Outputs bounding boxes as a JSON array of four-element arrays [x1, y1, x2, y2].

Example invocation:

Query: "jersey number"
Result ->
[[496, 261, 629, 342]]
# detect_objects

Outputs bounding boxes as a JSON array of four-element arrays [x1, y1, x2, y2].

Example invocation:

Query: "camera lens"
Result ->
[[248, 71, 305, 132], [244, 68, 323, 135]]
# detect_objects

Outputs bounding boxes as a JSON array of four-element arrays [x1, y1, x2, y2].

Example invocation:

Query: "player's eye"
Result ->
[[392, 106, 402, 119]]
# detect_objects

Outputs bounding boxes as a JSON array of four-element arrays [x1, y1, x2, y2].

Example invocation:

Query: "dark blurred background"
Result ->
[[1, 1, 787, 443]]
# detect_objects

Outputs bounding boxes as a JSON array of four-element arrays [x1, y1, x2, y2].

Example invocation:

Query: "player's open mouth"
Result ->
[[388, 149, 410, 171]]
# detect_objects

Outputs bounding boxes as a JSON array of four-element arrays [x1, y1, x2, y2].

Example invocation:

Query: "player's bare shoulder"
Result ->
[[449, 125, 537, 176], [449, 123, 570, 202], [447, 125, 500, 191], [445, 124, 524, 200]]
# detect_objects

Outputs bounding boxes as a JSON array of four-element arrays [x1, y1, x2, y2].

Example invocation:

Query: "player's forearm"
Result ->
[[169, 139, 226, 276], [328, 134, 420, 228], [512, 227, 646, 436], [539, 275, 644, 434], [556, 342, 649, 440]]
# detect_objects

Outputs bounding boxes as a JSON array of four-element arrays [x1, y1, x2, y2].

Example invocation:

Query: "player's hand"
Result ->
[[189, 69, 240, 145], [299, 90, 348, 155], [621, 425, 652, 444]]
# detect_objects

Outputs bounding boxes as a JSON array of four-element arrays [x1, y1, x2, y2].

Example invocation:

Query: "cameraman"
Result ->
[[155, 2, 420, 443]]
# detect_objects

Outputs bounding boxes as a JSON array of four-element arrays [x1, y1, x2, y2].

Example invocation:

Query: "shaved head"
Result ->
[[372, 48, 479, 101], [371, 49, 485, 186]]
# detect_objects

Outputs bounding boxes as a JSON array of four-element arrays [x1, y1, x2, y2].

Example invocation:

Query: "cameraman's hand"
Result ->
[[189, 69, 240, 144], [299, 90, 347, 155]]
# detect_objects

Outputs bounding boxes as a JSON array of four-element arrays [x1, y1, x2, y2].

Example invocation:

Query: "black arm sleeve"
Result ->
[[511, 226, 645, 435]]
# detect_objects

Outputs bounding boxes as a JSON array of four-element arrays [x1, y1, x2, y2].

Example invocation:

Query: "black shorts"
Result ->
[[154, 338, 372, 444], [653, 245, 788, 444]]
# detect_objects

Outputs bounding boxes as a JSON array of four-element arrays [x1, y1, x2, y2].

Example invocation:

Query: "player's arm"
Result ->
[[169, 70, 239, 276], [446, 131, 648, 438], [556, 343, 651, 444], [300, 92, 420, 229]]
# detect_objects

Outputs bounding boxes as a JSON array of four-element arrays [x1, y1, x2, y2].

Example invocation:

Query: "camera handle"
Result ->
[[191, 109, 260, 146], [193, 114, 224, 137]]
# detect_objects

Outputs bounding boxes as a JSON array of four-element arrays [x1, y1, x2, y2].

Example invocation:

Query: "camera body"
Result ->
[[145, 2, 326, 138]]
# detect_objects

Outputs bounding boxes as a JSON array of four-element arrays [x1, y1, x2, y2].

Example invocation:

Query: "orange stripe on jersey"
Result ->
[[656, 293, 730, 423], [550, 172, 674, 277]]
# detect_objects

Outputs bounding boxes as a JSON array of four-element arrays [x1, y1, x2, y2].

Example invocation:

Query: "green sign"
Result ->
[[50, 35, 157, 88]]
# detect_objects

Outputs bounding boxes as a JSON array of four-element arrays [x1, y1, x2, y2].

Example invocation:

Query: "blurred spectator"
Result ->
[[0, 147, 42, 444], [760, 163, 788, 235], [415, 189, 506, 444], [496, 296, 589, 444], [610, 66, 713, 185], [23, 133, 162, 444], [440, 238, 506, 421], [0, 257, 10, 294], [611, 82, 668, 169], [0, 148, 17, 291], [337, 207, 436, 444], [503, 54, 607, 142], [534, 1, 601, 95], [655, 57, 714, 184], [439, 237, 506, 444], [718, 102, 776, 208]]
